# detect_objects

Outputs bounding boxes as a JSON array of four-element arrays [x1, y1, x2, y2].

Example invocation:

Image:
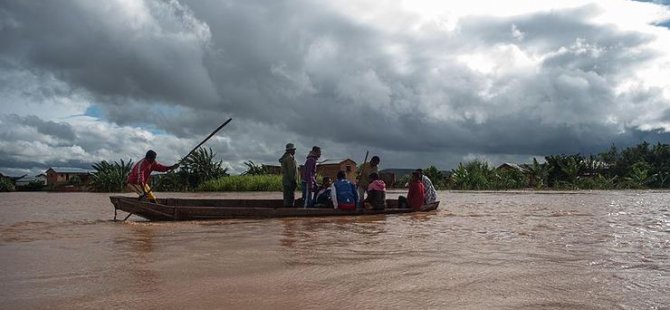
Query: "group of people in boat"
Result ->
[[125, 146, 438, 209], [279, 143, 437, 210]]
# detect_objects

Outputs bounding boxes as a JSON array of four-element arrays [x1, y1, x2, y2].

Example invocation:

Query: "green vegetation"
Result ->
[[90, 159, 133, 192], [85, 141, 670, 192], [19, 180, 46, 191], [241, 160, 270, 175], [198, 174, 283, 192], [155, 147, 228, 191], [427, 141, 670, 190], [0, 178, 15, 192]]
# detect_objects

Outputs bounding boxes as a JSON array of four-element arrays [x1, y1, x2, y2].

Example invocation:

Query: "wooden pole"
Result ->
[[176, 118, 232, 165]]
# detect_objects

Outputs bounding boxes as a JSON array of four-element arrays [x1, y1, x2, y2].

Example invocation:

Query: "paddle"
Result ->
[[176, 118, 233, 166], [359, 151, 369, 178], [357, 151, 369, 205]]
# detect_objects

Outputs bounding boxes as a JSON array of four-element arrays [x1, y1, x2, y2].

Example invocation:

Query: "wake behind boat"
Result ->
[[109, 196, 439, 221]]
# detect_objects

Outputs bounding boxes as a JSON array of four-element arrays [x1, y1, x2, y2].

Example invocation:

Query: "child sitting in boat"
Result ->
[[364, 172, 386, 210], [331, 170, 358, 210], [313, 177, 333, 208]]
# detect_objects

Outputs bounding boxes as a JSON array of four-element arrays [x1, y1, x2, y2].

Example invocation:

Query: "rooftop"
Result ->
[[47, 167, 94, 174]]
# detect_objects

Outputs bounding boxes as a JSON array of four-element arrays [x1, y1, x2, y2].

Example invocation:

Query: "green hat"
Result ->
[[285, 143, 296, 151]]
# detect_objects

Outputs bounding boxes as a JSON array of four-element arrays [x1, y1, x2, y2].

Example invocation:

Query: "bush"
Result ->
[[198, 174, 283, 192], [18, 180, 45, 191], [0, 178, 15, 192], [153, 172, 189, 192], [179, 147, 228, 188], [90, 160, 133, 192]]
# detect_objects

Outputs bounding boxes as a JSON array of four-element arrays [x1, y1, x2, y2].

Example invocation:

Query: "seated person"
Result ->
[[330, 170, 358, 210], [364, 172, 386, 210], [313, 177, 334, 208], [399, 171, 425, 210], [416, 169, 437, 203]]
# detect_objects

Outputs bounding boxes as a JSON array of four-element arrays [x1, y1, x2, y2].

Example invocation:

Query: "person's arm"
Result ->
[[308, 159, 317, 189], [419, 183, 425, 206], [152, 161, 172, 173], [137, 160, 147, 186], [330, 184, 338, 209], [288, 158, 297, 182]]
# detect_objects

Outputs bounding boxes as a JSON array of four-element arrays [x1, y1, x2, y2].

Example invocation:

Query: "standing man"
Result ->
[[302, 146, 321, 208], [279, 143, 299, 207], [356, 155, 380, 207], [127, 150, 178, 203]]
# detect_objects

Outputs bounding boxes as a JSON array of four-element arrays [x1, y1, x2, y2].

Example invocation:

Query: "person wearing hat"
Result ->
[[279, 143, 299, 207]]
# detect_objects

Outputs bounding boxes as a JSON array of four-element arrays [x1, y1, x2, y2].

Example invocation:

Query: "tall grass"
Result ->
[[198, 175, 284, 192]]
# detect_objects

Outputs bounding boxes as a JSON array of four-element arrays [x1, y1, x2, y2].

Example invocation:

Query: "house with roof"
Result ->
[[15, 174, 47, 187], [297, 159, 358, 183], [262, 164, 282, 175], [45, 167, 93, 186], [497, 162, 528, 173]]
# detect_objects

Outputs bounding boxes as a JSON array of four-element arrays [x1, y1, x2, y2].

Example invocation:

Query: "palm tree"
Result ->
[[625, 162, 654, 189], [90, 159, 133, 192], [527, 158, 551, 188], [179, 147, 228, 188], [242, 160, 267, 175]]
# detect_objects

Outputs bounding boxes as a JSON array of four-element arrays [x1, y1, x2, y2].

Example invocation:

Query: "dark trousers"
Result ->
[[301, 181, 314, 208], [283, 181, 297, 207]]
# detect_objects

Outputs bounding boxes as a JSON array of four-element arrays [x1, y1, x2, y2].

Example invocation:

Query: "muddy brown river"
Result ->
[[0, 191, 668, 309]]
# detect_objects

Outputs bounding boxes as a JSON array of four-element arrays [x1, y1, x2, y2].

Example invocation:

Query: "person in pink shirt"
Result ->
[[126, 150, 178, 203], [364, 172, 387, 210]]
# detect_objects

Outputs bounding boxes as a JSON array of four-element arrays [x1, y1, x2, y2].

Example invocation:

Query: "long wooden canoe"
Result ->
[[109, 196, 440, 221]]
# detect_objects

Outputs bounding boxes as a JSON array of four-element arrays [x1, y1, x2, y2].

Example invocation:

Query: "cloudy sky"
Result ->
[[1, 0, 670, 176]]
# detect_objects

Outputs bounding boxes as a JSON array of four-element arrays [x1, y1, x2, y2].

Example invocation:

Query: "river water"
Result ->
[[0, 191, 668, 309]]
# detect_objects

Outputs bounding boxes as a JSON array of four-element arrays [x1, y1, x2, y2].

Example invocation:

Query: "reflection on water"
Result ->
[[0, 191, 669, 309], [114, 224, 160, 293]]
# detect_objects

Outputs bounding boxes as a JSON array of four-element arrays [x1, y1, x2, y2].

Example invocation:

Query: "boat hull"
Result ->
[[109, 196, 439, 221]]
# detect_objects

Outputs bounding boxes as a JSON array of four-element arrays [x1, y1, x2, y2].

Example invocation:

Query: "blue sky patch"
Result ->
[[84, 105, 104, 119]]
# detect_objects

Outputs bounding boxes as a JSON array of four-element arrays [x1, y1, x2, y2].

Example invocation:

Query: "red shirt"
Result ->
[[407, 180, 425, 210], [127, 158, 170, 185]]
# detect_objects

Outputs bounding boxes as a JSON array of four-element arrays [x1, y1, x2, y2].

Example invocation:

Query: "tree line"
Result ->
[[421, 141, 670, 190], [76, 141, 670, 192]]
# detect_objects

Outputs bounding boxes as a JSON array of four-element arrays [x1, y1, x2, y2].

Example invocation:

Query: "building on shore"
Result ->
[[496, 162, 528, 173], [45, 167, 93, 186], [297, 159, 358, 183], [15, 174, 47, 187]]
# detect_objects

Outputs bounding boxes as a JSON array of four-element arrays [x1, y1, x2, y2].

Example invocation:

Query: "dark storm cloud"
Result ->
[[1, 0, 670, 172], [0, 114, 75, 141], [16, 115, 76, 141], [0, 0, 218, 108]]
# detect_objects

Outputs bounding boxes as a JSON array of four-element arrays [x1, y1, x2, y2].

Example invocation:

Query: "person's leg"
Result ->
[[143, 184, 157, 202], [289, 182, 297, 206], [282, 182, 290, 207], [283, 182, 295, 207], [357, 186, 366, 209], [398, 195, 408, 209], [127, 183, 143, 196], [306, 186, 314, 208], [301, 181, 308, 207]]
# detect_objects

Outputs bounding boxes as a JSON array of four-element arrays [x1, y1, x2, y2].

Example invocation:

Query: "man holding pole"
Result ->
[[279, 143, 299, 207], [356, 155, 380, 207], [127, 150, 179, 203]]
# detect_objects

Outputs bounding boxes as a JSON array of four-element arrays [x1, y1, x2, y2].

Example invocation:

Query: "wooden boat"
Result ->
[[109, 195, 440, 221]]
